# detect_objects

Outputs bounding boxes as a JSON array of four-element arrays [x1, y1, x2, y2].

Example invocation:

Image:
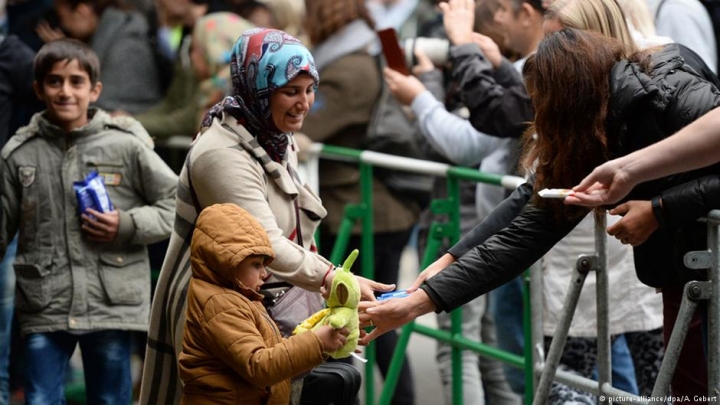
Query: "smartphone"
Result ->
[[377, 28, 410, 75]]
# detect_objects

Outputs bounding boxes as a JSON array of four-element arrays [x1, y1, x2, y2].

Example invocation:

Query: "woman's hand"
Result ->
[[407, 253, 455, 292], [565, 157, 636, 207], [384, 67, 427, 106], [439, 0, 476, 46], [356, 276, 395, 301], [358, 289, 437, 344], [607, 200, 658, 246]]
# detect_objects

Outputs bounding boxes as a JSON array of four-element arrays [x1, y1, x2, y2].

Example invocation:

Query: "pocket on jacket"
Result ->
[[98, 251, 148, 305], [14, 262, 52, 312]]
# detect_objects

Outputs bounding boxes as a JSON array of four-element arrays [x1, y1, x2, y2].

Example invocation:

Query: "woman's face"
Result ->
[[269, 74, 316, 133], [190, 37, 210, 80]]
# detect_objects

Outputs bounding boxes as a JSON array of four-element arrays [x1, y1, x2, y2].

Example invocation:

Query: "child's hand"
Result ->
[[81, 209, 120, 242], [314, 326, 349, 354]]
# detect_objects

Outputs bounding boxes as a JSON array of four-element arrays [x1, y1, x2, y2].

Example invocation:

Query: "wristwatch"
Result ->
[[651, 195, 667, 228]]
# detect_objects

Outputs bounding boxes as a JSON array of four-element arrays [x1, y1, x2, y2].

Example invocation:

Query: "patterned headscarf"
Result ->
[[201, 28, 319, 162]]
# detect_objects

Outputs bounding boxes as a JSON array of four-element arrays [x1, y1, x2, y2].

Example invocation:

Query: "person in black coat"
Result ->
[[361, 28, 720, 403], [0, 35, 42, 145]]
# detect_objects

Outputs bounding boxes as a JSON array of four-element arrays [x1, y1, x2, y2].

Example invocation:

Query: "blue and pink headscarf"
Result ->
[[201, 28, 319, 161]]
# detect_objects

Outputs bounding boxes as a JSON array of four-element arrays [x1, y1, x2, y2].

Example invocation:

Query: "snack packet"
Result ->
[[73, 171, 114, 217]]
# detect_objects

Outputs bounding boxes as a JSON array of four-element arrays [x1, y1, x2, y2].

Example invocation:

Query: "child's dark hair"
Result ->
[[34, 38, 101, 87]]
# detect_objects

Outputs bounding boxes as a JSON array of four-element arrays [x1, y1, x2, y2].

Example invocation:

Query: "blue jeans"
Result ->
[[0, 236, 17, 403], [490, 276, 526, 395], [24, 330, 132, 405], [590, 334, 639, 395], [609, 335, 639, 395]]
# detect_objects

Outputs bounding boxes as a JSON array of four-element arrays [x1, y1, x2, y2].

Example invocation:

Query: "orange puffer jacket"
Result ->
[[179, 203, 325, 405]]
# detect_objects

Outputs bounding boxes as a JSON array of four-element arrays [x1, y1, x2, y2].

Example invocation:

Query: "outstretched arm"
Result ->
[[567, 106, 720, 207]]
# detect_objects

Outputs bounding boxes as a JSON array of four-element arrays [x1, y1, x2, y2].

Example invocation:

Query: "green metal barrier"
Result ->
[[317, 145, 531, 405]]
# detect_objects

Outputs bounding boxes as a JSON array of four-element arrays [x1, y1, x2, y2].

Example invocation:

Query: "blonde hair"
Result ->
[[614, 0, 656, 38], [547, 0, 638, 53], [259, 0, 306, 39]]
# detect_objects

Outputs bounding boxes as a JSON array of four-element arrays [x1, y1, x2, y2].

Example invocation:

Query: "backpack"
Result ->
[[362, 55, 434, 207]]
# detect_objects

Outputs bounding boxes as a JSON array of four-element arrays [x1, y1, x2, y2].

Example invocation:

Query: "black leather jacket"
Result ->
[[422, 44, 720, 312]]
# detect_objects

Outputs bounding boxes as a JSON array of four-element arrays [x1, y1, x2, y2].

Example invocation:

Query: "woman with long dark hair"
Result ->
[[362, 28, 720, 403]]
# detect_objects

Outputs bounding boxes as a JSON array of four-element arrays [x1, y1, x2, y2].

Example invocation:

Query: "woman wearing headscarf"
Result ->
[[139, 28, 392, 405], [189, 12, 253, 123]]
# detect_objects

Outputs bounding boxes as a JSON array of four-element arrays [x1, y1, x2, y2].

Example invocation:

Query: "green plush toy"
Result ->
[[293, 249, 360, 359]]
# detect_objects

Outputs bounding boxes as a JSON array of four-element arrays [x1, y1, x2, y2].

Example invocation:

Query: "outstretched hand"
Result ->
[[564, 158, 636, 207], [407, 253, 455, 292], [358, 289, 437, 345], [357, 276, 395, 302]]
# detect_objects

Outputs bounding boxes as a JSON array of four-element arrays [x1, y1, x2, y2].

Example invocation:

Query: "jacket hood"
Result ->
[[191, 203, 275, 296]]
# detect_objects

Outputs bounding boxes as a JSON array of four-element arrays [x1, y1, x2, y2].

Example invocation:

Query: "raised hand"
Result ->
[[384, 67, 427, 106], [439, 0, 476, 46]]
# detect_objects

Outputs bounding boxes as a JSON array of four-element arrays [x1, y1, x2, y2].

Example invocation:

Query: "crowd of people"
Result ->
[[0, 0, 719, 404]]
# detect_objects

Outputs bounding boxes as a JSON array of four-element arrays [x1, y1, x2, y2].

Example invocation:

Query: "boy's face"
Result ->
[[236, 255, 268, 292], [34, 59, 102, 132]]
